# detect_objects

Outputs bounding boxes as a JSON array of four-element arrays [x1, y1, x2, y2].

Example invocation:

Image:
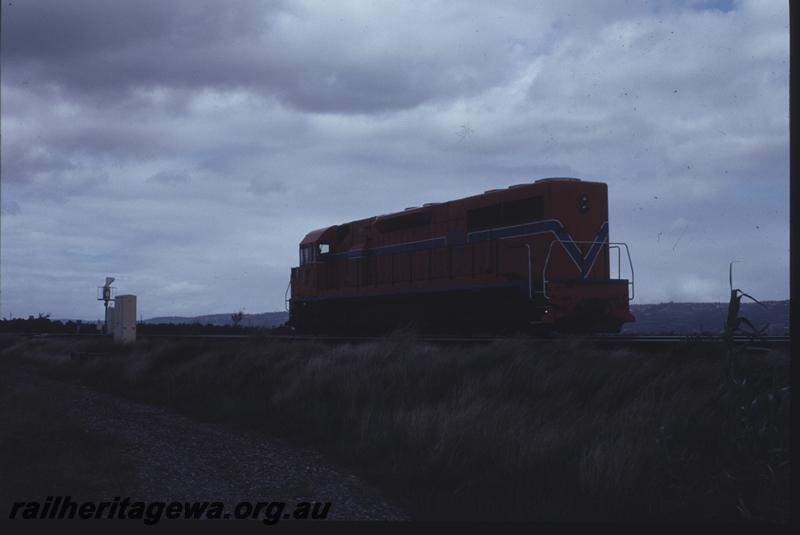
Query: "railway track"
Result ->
[[1, 331, 790, 350]]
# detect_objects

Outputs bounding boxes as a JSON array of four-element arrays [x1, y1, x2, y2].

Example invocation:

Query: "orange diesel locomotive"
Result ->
[[288, 178, 634, 334]]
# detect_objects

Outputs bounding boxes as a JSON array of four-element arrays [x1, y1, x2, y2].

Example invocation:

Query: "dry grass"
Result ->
[[1, 333, 790, 522]]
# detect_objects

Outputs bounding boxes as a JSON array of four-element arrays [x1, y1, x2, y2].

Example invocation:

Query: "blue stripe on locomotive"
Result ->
[[333, 219, 609, 280]]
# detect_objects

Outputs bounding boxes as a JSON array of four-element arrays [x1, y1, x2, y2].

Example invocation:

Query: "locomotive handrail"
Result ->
[[542, 241, 554, 300], [609, 245, 621, 280], [618, 242, 634, 301], [525, 244, 533, 300], [542, 240, 634, 301]]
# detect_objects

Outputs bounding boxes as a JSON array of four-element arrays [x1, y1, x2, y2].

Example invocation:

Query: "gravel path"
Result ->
[[9, 365, 407, 521]]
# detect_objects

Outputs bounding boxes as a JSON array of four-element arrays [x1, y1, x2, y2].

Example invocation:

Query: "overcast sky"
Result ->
[[1, 0, 789, 320]]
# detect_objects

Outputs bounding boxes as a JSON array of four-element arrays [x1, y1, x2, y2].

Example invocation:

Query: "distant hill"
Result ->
[[142, 300, 789, 335], [623, 300, 789, 336], [143, 311, 289, 328]]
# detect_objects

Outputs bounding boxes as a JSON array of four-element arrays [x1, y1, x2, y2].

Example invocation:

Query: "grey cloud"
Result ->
[[248, 179, 286, 195], [3, 1, 287, 102], [0, 0, 788, 320], [149, 170, 191, 184], [2, 0, 283, 64], [1, 144, 77, 183], [1, 199, 21, 215], [1, 0, 556, 114], [3, 0, 762, 117]]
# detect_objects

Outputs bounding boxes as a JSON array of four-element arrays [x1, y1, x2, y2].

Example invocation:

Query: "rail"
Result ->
[[2, 331, 788, 350], [525, 244, 533, 300]]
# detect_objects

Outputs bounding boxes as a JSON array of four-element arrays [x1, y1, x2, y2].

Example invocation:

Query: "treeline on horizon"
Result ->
[[0, 316, 283, 335]]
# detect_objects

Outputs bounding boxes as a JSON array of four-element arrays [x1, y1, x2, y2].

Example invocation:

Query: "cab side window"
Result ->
[[299, 245, 314, 266]]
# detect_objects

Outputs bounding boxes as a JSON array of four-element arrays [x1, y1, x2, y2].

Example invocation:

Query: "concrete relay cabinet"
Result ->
[[112, 294, 137, 343]]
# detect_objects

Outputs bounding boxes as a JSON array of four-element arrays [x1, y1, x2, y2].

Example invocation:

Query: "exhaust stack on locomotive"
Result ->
[[288, 178, 635, 334]]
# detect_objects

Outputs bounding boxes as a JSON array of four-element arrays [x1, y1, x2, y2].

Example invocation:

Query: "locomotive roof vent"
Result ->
[[535, 177, 581, 183], [509, 183, 531, 189], [404, 207, 419, 211], [483, 188, 505, 194], [423, 202, 440, 207]]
